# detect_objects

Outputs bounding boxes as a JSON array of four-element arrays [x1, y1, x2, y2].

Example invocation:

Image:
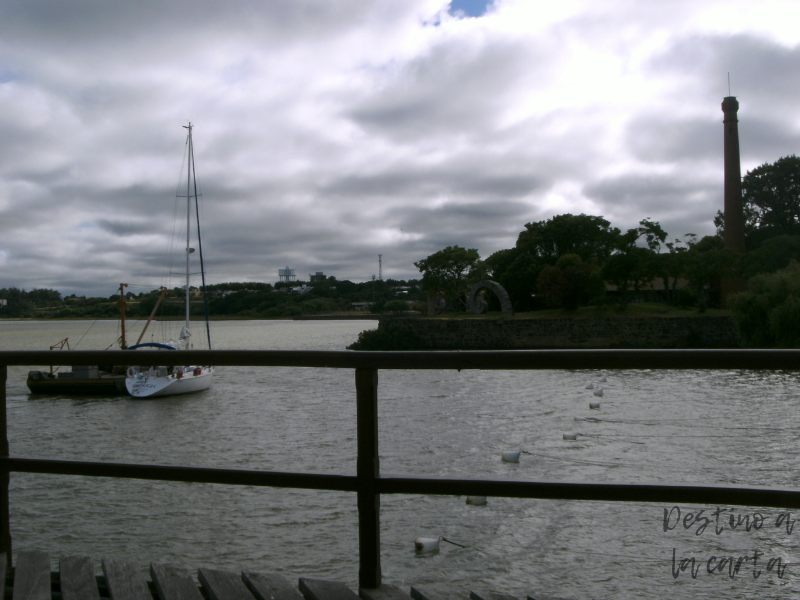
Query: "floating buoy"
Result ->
[[585, 382, 594, 390], [415, 537, 440, 553], [501, 451, 521, 463], [597, 371, 605, 378], [466, 496, 487, 506], [589, 401, 601, 409], [593, 387, 604, 397], [599, 375, 607, 382], [563, 433, 578, 441]]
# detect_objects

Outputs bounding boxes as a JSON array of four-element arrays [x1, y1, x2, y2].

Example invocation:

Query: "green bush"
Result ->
[[729, 260, 800, 347], [383, 299, 410, 314], [347, 324, 429, 350]]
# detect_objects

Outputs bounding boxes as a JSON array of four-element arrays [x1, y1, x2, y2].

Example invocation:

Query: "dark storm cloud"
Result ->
[[1, 1, 799, 296], [626, 116, 720, 164], [584, 174, 719, 238], [319, 166, 539, 199], [348, 39, 536, 141]]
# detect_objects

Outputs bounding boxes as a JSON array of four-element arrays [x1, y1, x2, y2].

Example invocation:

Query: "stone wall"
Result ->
[[378, 316, 740, 349]]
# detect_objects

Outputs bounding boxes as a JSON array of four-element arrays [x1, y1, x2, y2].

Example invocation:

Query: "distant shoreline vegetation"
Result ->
[[0, 279, 425, 321]]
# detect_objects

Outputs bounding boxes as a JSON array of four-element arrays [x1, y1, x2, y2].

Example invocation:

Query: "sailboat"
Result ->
[[125, 122, 214, 398]]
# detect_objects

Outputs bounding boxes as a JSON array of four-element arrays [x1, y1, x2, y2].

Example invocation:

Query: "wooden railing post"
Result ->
[[355, 368, 380, 589], [0, 365, 11, 566]]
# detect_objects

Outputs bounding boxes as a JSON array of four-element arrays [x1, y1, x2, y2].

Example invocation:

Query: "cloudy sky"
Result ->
[[2, 0, 800, 297]]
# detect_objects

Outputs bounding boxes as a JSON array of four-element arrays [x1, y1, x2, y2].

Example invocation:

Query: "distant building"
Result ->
[[278, 266, 296, 283], [309, 272, 326, 282]]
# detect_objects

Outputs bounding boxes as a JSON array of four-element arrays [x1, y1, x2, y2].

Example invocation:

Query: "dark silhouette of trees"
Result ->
[[537, 254, 598, 311], [414, 245, 485, 310], [716, 155, 800, 249]]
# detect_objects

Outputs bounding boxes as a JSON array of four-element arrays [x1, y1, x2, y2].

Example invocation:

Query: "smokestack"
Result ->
[[721, 96, 747, 302]]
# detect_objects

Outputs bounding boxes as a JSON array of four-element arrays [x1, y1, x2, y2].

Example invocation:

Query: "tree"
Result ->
[[537, 254, 596, 311], [717, 155, 800, 248], [682, 235, 740, 309], [637, 218, 668, 253], [741, 235, 800, 279], [414, 246, 485, 311], [516, 213, 621, 264], [729, 261, 800, 347], [485, 248, 544, 312], [601, 247, 655, 309]]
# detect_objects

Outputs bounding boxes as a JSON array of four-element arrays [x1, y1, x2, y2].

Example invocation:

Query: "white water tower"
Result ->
[[278, 266, 296, 283]]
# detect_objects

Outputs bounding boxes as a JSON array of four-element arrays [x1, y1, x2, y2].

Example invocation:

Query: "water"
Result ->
[[2, 319, 800, 598]]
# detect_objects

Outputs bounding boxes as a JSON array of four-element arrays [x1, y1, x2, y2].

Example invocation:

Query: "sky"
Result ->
[[2, 0, 800, 297]]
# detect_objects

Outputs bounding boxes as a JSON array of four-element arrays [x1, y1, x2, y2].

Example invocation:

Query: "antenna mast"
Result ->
[[378, 254, 382, 281]]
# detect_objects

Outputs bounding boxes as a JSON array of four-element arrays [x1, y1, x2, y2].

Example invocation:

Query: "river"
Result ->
[[1, 319, 799, 599]]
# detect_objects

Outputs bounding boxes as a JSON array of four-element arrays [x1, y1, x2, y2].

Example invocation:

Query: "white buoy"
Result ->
[[585, 382, 594, 390], [589, 401, 601, 409], [563, 433, 578, 441], [415, 537, 440, 552], [593, 387, 604, 397], [466, 496, 487, 505], [501, 451, 521, 463], [597, 371, 605, 378], [599, 375, 607, 382]]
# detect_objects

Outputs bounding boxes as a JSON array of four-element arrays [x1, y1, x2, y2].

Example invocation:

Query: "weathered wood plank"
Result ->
[[409, 587, 468, 600], [359, 584, 409, 600], [102, 557, 153, 600], [242, 571, 304, 600], [14, 550, 51, 600], [470, 592, 518, 600], [150, 564, 203, 600], [526, 595, 577, 600], [0, 553, 7, 597], [198, 568, 255, 600], [60, 555, 101, 600], [298, 579, 360, 600]]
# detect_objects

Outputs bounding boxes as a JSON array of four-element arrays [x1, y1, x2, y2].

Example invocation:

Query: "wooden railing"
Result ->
[[1, 349, 800, 589]]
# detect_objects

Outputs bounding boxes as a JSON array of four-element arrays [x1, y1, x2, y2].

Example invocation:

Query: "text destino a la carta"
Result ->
[[663, 506, 793, 580]]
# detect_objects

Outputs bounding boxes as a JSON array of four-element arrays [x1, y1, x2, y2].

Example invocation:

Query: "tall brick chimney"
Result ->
[[721, 96, 746, 303]]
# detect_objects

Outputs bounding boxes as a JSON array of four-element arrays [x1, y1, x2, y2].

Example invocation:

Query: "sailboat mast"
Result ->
[[184, 122, 192, 332]]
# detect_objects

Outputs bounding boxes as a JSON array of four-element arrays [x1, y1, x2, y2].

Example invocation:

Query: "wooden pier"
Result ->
[[3, 550, 567, 600]]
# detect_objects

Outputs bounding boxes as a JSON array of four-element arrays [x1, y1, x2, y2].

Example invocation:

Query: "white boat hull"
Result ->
[[126, 366, 214, 398]]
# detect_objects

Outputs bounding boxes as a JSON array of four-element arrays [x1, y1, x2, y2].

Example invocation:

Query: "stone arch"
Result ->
[[467, 280, 513, 315]]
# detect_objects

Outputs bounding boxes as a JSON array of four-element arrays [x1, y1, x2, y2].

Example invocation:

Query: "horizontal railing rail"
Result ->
[[4, 348, 800, 369], [4, 457, 800, 508], [1, 349, 799, 588]]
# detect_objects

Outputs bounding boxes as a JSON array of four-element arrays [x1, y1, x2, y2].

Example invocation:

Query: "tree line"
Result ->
[[0, 279, 425, 320], [414, 155, 800, 322]]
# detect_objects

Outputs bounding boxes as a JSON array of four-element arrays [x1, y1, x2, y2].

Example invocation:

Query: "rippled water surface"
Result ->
[[2, 319, 800, 599]]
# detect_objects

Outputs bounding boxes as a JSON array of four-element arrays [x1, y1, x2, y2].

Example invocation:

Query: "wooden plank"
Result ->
[[470, 592, 518, 600], [526, 595, 577, 600], [359, 584, 409, 600], [298, 579, 360, 600], [60, 555, 101, 600], [150, 564, 203, 600], [355, 367, 381, 589], [13, 550, 51, 600], [101, 557, 153, 600], [0, 553, 7, 597], [409, 587, 468, 600], [198, 568, 254, 600], [242, 571, 304, 600]]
